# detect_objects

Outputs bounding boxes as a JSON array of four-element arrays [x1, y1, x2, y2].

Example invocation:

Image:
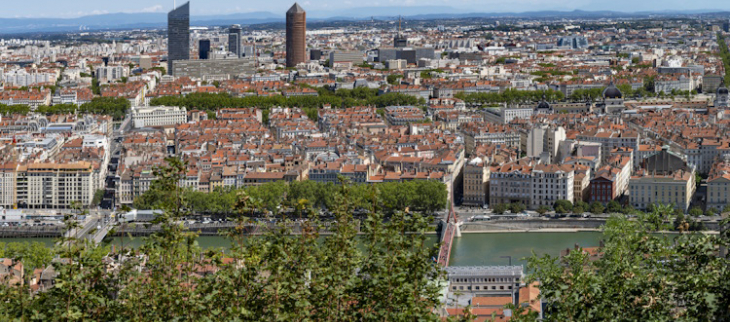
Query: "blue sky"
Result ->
[[2, 0, 729, 18]]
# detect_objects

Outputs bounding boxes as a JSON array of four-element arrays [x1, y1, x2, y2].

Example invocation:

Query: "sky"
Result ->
[[2, 0, 729, 18]]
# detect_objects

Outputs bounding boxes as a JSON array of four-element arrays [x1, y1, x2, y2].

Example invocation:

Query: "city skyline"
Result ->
[[3, 0, 730, 19]]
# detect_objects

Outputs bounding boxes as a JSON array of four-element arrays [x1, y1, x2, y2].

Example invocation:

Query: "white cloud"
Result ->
[[140, 5, 164, 13]]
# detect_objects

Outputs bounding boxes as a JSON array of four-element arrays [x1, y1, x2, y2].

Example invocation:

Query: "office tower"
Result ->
[[310, 49, 322, 61], [199, 39, 211, 59], [228, 25, 242, 58], [167, 2, 190, 75], [286, 3, 306, 68]]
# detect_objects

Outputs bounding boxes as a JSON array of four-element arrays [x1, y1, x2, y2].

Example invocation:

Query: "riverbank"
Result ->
[[460, 218, 722, 233]]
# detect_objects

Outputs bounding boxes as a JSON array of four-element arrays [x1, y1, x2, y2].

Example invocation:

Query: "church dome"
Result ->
[[603, 83, 623, 99]]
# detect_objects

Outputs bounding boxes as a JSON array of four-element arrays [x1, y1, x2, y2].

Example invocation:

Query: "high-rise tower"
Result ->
[[286, 3, 306, 68], [199, 39, 210, 60], [167, 2, 190, 75], [229, 24, 242, 58]]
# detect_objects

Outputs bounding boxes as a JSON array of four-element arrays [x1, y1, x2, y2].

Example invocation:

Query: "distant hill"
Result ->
[[0, 7, 727, 34]]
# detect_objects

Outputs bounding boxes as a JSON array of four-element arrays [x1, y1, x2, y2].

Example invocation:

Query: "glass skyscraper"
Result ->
[[168, 2, 190, 75], [229, 25, 242, 58], [199, 39, 211, 60]]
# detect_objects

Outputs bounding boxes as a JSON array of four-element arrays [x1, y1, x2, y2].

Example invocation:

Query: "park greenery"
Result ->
[[134, 178, 448, 215], [0, 157, 459, 321], [718, 33, 730, 85], [149, 89, 425, 118], [3, 97, 131, 121]]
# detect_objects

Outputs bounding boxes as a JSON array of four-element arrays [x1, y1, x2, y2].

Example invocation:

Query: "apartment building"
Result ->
[[629, 170, 695, 211], [130, 105, 187, 128], [530, 164, 575, 209], [461, 122, 521, 155], [383, 106, 426, 126], [482, 106, 533, 124], [0, 163, 17, 207], [15, 162, 95, 209], [489, 159, 533, 206], [463, 157, 490, 206], [706, 158, 730, 210]]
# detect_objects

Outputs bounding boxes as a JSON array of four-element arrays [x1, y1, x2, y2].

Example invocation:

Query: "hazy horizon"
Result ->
[[2, 0, 730, 19]]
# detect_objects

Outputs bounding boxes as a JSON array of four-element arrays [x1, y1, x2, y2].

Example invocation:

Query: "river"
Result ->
[[0, 232, 604, 268]]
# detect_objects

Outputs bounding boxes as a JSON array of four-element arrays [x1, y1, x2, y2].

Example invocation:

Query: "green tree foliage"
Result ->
[[553, 200, 573, 214], [455, 89, 564, 105], [0, 104, 32, 115], [134, 179, 448, 215], [569, 87, 605, 101], [149, 90, 420, 112], [511, 215, 730, 321], [387, 74, 403, 85], [606, 200, 622, 213], [79, 97, 131, 120], [91, 78, 101, 95], [536, 205, 551, 215], [589, 201, 605, 214], [509, 202, 526, 214], [0, 242, 53, 277], [717, 33, 730, 84], [689, 206, 703, 217], [491, 203, 507, 214], [0, 157, 448, 320], [35, 103, 79, 115]]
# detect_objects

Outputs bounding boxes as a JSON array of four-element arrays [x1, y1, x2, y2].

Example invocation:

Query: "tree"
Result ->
[[689, 206, 703, 217], [0, 158, 448, 320], [536, 206, 550, 215], [705, 207, 718, 216], [606, 200, 621, 213], [589, 202, 605, 214], [553, 200, 573, 213], [91, 189, 104, 206], [509, 202, 526, 214], [492, 203, 507, 214], [510, 216, 730, 321]]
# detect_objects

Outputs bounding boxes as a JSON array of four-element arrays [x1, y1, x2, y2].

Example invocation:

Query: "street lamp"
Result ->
[[500, 256, 512, 266]]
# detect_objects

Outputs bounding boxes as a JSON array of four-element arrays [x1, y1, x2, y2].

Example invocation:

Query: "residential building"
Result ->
[[463, 157, 490, 206], [530, 164, 574, 209]]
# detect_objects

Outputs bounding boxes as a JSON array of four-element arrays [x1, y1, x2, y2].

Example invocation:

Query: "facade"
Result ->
[[329, 51, 363, 67], [285, 3, 307, 68], [629, 170, 695, 211], [383, 106, 426, 126], [707, 158, 730, 210], [228, 25, 242, 58], [95, 66, 125, 83], [167, 2, 190, 75], [445, 266, 523, 295], [171, 58, 256, 80], [130, 106, 187, 128], [489, 160, 533, 207], [16, 162, 95, 209], [483, 106, 533, 124], [0, 163, 17, 207], [530, 164, 574, 209], [463, 157, 490, 206], [199, 39, 211, 60]]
